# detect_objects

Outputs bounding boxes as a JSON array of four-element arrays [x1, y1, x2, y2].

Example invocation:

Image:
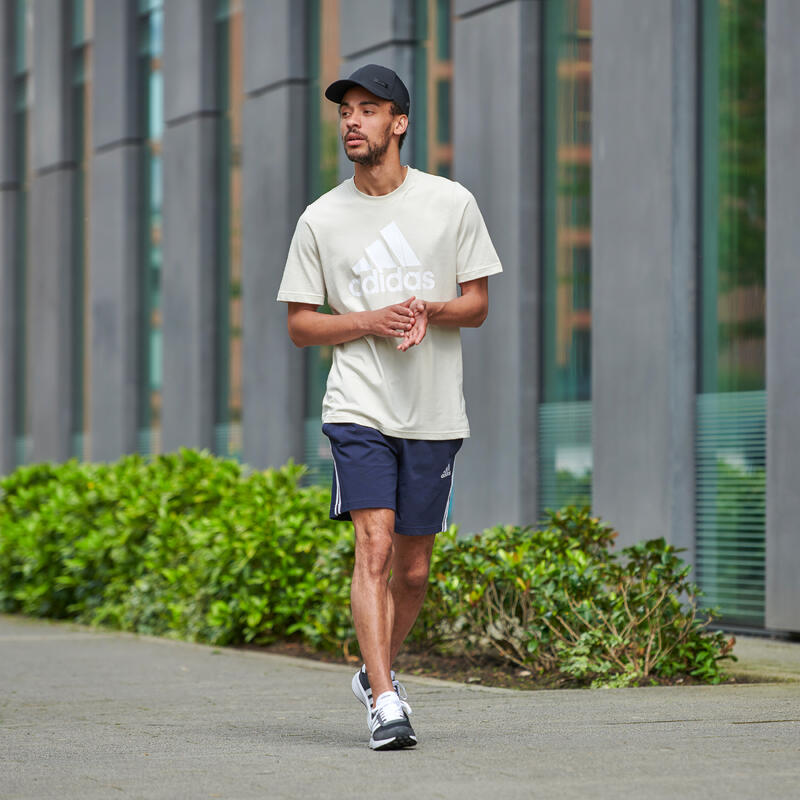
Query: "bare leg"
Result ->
[[350, 508, 396, 705], [388, 532, 436, 664]]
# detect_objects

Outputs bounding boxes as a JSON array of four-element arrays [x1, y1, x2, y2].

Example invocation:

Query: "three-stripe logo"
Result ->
[[349, 221, 436, 297]]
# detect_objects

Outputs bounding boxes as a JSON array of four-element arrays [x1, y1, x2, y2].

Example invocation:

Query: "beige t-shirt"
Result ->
[[277, 167, 502, 439]]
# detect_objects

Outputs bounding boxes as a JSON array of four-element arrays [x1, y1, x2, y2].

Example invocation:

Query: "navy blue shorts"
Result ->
[[322, 422, 463, 536]]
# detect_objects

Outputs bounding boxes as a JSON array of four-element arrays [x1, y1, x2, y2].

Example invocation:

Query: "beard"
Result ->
[[343, 122, 394, 166]]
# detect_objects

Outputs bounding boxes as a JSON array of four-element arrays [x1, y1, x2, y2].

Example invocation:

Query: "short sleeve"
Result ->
[[455, 189, 503, 283], [276, 216, 327, 304]]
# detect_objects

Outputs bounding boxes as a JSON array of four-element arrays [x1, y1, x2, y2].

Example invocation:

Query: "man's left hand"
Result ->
[[397, 298, 429, 351]]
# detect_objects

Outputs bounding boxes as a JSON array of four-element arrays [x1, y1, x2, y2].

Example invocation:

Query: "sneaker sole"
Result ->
[[369, 732, 418, 751]]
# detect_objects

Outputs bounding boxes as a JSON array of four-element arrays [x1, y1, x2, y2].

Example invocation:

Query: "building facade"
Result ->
[[0, 0, 797, 633]]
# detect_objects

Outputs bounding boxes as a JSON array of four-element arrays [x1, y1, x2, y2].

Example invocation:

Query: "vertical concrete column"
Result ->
[[28, 0, 77, 464], [591, 0, 697, 554], [240, 0, 307, 469], [451, 0, 541, 532], [89, 0, 144, 461], [339, 0, 418, 166], [0, 0, 18, 473], [765, 0, 800, 631], [161, 0, 219, 453]]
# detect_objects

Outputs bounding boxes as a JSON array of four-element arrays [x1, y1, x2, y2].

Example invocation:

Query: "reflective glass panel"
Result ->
[[412, 0, 452, 176], [12, 0, 30, 466], [303, 0, 341, 485], [214, 0, 244, 460], [71, 1, 92, 460], [700, 0, 765, 395], [539, 0, 592, 516], [696, 0, 766, 626], [138, 3, 164, 455]]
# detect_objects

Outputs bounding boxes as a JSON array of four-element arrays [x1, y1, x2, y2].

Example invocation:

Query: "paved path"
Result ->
[[2, 613, 799, 799]]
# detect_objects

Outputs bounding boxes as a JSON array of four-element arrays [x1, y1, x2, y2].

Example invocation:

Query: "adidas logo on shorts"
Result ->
[[440, 463, 452, 479]]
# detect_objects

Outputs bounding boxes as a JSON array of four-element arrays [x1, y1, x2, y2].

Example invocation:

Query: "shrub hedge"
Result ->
[[0, 449, 735, 686]]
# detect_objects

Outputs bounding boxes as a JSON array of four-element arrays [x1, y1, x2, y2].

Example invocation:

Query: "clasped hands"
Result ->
[[367, 296, 429, 352]]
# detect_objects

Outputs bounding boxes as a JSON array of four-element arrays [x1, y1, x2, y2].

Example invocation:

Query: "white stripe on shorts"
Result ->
[[331, 452, 342, 517], [441, 455, 456, 532]]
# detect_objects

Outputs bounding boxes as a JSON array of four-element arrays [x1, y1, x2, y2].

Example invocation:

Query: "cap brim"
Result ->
[[324, 78, 392, 105]]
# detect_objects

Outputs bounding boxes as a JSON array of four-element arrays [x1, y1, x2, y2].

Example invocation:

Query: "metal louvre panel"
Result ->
[[137, 427, 161, 456], [213, 422, 242, 462], [537, 400, 592, 519], [303, 417, 334, 487], [695, 390, 766, 625]]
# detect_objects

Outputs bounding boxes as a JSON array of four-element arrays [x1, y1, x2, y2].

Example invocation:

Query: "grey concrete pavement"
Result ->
[[726, 634, 800, 684], [1, 613, 799, 800]]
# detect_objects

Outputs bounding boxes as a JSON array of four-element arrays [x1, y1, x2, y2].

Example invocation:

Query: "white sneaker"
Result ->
[[351, 665, 412, 729], [369, 691, 417, 751]]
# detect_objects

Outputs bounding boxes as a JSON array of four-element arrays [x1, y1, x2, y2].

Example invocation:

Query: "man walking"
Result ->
[[277, 64, 502, 750]]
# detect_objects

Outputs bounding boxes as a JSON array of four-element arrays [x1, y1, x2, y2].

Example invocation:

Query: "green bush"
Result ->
[[0, 451, 734, 686], [419, 507, 735, 686], [0, 450, 353, 648]]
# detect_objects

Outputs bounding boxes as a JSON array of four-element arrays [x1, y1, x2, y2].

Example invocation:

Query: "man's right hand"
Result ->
[[362, 297, 417, 339], [287, 298, 417, 348]]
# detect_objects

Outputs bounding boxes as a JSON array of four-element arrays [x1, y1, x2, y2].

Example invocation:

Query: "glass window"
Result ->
[[700, 0, 765, 395], [214, 0, 244, 461], [308, 0, 341, 202], [305, 0, 453, 483], [303, 0, 340, 485], [71, 0, 92, 461], [138, 1, 164, 455], [12, 0, 30, 467], [302, 1, 453, 483], [436, 0, 451, 61], [696, 0, 766, 626], [412, 0, 452, 176], [13, 0, 27, 75], [539, 0, 592, 516]]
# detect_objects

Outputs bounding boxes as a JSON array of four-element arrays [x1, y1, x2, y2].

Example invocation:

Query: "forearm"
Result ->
[[288, 308, 369, 347], [427, 291, 488, 328], [288, 301, 415, 347]]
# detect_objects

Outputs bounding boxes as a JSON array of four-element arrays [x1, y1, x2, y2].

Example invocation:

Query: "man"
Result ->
[[277, 64, 502, 750]]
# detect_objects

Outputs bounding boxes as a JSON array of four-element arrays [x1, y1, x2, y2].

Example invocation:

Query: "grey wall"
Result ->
[[89, 0, 143, 461], [452, 0, 541, 533], [591, 0, 697, 557], [241, 0, 307, 469], [27, 0, 78, 463], [340, 0, 414, 56], [765, 0, 800, 632], [161, 0, 219, 453], [0, 0, 18, 474]]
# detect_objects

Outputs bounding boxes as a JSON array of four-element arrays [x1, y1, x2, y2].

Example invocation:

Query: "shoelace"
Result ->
[[371, 695, 406, 730], [394, 679, 413, 716], [394, 679, 408, 702]]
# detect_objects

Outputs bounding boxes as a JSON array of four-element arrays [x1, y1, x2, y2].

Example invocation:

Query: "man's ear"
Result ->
[[394, 115, 408, 136]]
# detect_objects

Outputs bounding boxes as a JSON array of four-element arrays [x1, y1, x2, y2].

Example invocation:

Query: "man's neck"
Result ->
[[353, 159, 407, 197]]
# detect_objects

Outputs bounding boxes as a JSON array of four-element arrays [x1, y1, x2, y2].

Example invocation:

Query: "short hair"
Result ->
[[390, 101, 408, 151]]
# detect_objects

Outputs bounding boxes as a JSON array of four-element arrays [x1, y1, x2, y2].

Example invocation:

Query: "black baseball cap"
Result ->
[[325, 64, 410, 116]]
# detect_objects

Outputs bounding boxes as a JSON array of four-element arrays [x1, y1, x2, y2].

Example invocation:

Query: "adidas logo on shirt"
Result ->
[[440, 463, 452, 479], [349, 221, 436, 297]]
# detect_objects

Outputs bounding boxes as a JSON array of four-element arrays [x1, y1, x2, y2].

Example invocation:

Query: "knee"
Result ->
[[355, 527, 394, 581], [393, 562, 430, 594]]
